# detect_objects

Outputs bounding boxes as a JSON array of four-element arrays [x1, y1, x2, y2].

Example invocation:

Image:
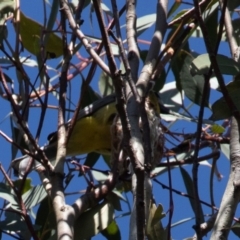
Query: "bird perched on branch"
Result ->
[[11, 92, 165, 176]]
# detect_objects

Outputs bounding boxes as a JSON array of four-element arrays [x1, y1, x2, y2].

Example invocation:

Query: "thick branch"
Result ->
[[211, 117, 240, 239]]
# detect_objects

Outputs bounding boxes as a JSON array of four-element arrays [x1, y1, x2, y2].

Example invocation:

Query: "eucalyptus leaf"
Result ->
[[190, 54, 240, 76], [74, 201, 114, 240], [92, 169, 109, 182], [220, 144, 230, 160], [160, 81, 183, 112], [18, 12, 63, 58], [179, 167, 204, 223], [101, 220, 121, 240], [231, 222, 240, 238], [21, 184, 47, 210], [98, 71, 114, 97], [0, 183, 18, 205], [83, 152, 100, 169], [121, 14, 156, 37], [35, 197, 54, 240], [180, 53, 210, 107], [147, 202, 166, 240], [210, 89, 240, 120]]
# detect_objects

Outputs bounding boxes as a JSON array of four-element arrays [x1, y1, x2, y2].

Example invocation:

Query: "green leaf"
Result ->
[[231, 222, 240, 237], [102, 154, 111, 167], [160, 81, 182, 113], [101, 3, 113, 17], [204, 4, 218, 50], [80, 83, 101, 108], [101, 220, 121, 240], [210, 90, 240, 120], [171, 216, 195, 228], [154, 69, 166, 92], [106, 192, 122, 211], [121, 14, 156, 37], [210, 124, 225, 134], [92, 169, 109, 182], [70, 0, 90, 11], [151, 204, 165, 226], [35, 197, 54, 240], [170, 9, 188, 22], [180, 53, 210, 107], [19, 12, 63, 58], [167, 2, 181, 18], [74, 201, 114, 240], [13, 178, 32, 194], [190, 54, 240, 76], [84, 152, 100, 168], [179, 167, 204, 223], [220, 144, 230, 160], [136, 14, 156, 36], [20, 184, 47, 210], [210, 78, 240, 120], [0, 72, 12, 83], [98, 71, 114, 97], [0, 217, 28, 232], [228, 0, 240, 11], [0, 183, 17, 205], [171, 47, 190, 93], [221, 77, 240, 92], [147, 202, 166, 240]]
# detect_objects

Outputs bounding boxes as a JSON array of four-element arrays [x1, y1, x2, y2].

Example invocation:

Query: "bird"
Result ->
[[11, 92, 165, 176]]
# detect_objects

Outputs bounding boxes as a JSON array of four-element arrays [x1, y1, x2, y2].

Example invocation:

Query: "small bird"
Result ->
[[11, 92, 165, 176]]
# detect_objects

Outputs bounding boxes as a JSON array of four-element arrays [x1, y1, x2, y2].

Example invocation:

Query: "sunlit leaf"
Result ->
[[98, 71, 114, 97], [220, 144, 230, 160], [151, 204, 165, 226], [171, 217, 195, 228], [0, 183, 17, 205], [190, 54, 240, 76], [92, 169, 109, 182], [210, 124, 225, 134], [136, 14, 156, 36], [147, 201, 166, 240], [18, 12, 63, 58], [121, 14, 156, 37], [160, 81, 183, 112], [167, 2, 181, 18], [101, 3, 113, 17], [21, 184, 47, 210], [13, 178, 32, 194], [101, 220, 121, 240]]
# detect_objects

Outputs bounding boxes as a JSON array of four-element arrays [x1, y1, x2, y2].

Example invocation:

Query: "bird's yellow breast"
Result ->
[[66, 103, 116, 156]]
